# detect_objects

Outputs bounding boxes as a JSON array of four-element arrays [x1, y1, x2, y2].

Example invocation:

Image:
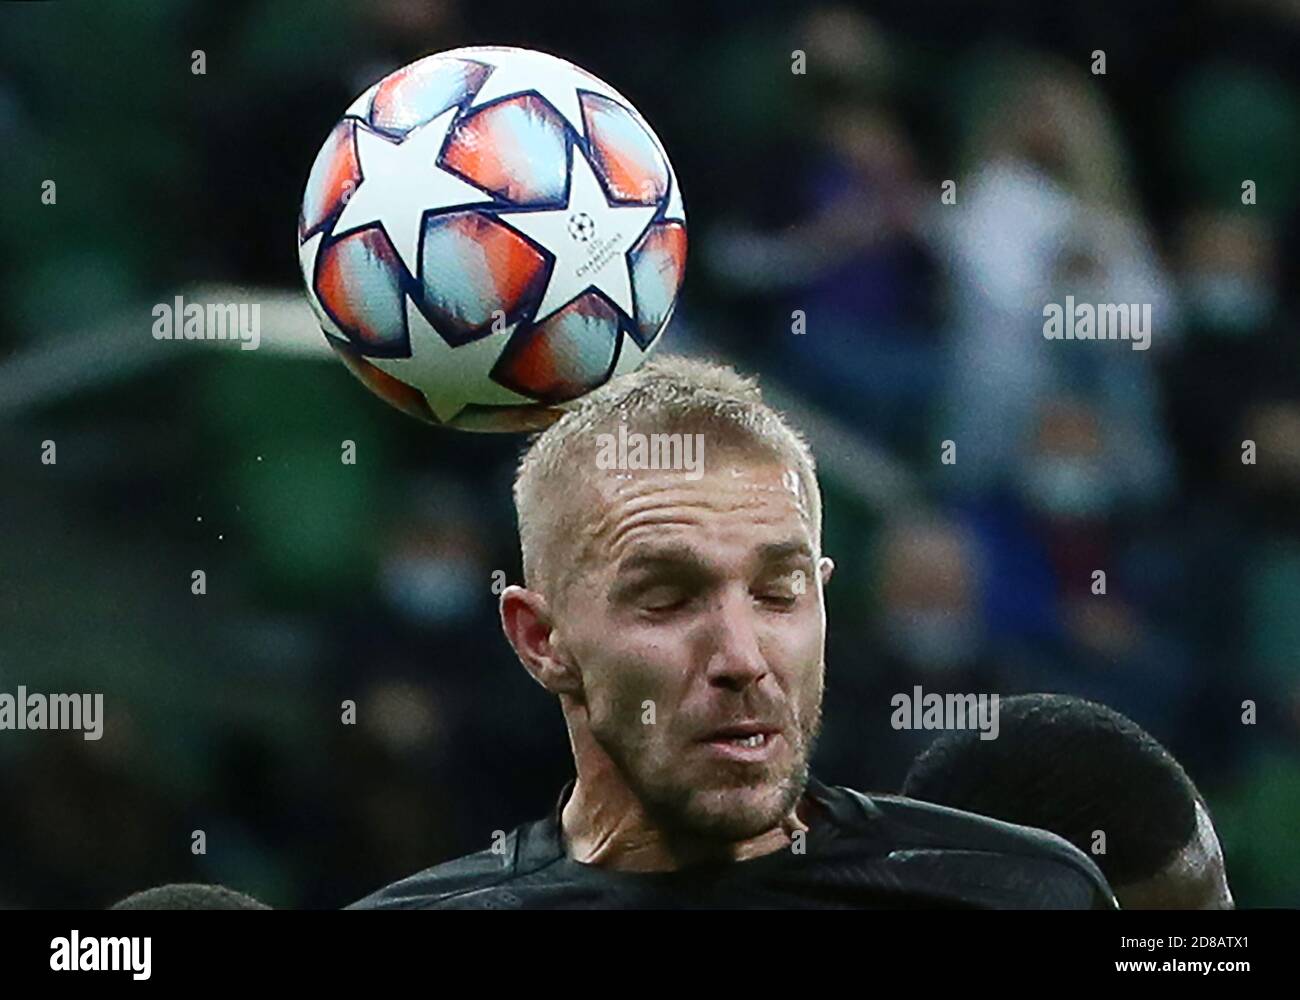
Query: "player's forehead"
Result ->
[[1180, 801, 1232, 907], [579, 457, 816, 573], [1175, 801, 1225, 878], [1124, 800, 1231, 909]]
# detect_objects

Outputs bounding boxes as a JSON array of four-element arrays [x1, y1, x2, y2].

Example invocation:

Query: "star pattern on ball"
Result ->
[[465, 48, 624, 138], [611, 327, 657, 378], [343, 84, 376, 119], [368, 297, 534, 423], [664, 169, 685, 224], [493, 148, 659, 324], [332, 107, 496, 280]]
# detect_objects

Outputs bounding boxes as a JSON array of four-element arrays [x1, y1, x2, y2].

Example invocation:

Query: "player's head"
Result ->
[[501, 356, 833, 843], [901, 694, 1232, 909], [109, 883, 271, 910]]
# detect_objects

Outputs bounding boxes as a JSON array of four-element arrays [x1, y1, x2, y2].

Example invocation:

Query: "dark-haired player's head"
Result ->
[[901, 694, 1232, 909], [500, 357, 834, 861], [110, 884, 271, 910]]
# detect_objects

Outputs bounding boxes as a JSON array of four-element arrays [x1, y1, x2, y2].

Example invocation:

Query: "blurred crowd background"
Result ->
[[2, 0, 1298, 908]]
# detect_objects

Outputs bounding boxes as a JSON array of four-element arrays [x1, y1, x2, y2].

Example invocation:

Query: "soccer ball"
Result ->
[[297, 46, 687, 431]]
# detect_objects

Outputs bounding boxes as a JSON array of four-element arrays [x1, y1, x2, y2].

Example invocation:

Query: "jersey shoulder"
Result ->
[[828, 785, 1118, 909], [345, 826, 552, 910]]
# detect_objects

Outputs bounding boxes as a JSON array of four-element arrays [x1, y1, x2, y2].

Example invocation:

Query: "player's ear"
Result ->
[[500, 584, 582, 696], [819, 556, 835, 588]]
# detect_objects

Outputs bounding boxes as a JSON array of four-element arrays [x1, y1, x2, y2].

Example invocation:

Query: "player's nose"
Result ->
[[703, 589, 768, 690]]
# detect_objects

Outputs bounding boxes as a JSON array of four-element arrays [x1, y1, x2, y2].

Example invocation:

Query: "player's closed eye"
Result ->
[[639, 587, 692, 614], [755, 590, 798, 610], [753, 568, 806, 609]]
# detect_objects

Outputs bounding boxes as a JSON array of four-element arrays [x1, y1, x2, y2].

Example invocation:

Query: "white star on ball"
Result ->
[[664, 168, 686, 224], [368, 297, 533, 423], [332, 107, 496, 280], [494, 148, 659, 324]]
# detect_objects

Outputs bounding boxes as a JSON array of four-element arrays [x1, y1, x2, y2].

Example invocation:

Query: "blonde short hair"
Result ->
[[512, 355, 822, 599]]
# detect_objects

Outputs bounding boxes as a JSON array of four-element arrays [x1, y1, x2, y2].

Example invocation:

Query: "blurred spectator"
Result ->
[[702, 7, 942, 455], [938, 53, 1175, 503], [818, 514, 999, 789]]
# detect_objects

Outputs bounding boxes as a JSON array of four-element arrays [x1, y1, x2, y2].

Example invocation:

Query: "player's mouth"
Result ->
[[698, 724, 783, 762]]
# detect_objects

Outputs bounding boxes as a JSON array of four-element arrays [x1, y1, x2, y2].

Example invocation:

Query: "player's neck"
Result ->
[[559, 767, 808, 872]]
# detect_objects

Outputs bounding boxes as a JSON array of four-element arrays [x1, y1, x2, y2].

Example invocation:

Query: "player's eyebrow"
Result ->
[[614, 542, 710, 578], [613, 539, 813, 579], [755, 540, 815, 566]]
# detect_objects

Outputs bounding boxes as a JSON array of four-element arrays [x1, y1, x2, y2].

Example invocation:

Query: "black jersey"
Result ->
[[347, 777, 1117, 909]]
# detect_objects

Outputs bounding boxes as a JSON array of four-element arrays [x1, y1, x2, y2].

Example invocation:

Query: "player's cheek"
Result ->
[[766, 610, 822, 679], [795, 597, 828, 665], [602, 642, 677, 730]]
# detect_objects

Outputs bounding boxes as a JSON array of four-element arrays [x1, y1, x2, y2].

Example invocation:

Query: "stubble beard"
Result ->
[[594, 693, 824, 845]]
